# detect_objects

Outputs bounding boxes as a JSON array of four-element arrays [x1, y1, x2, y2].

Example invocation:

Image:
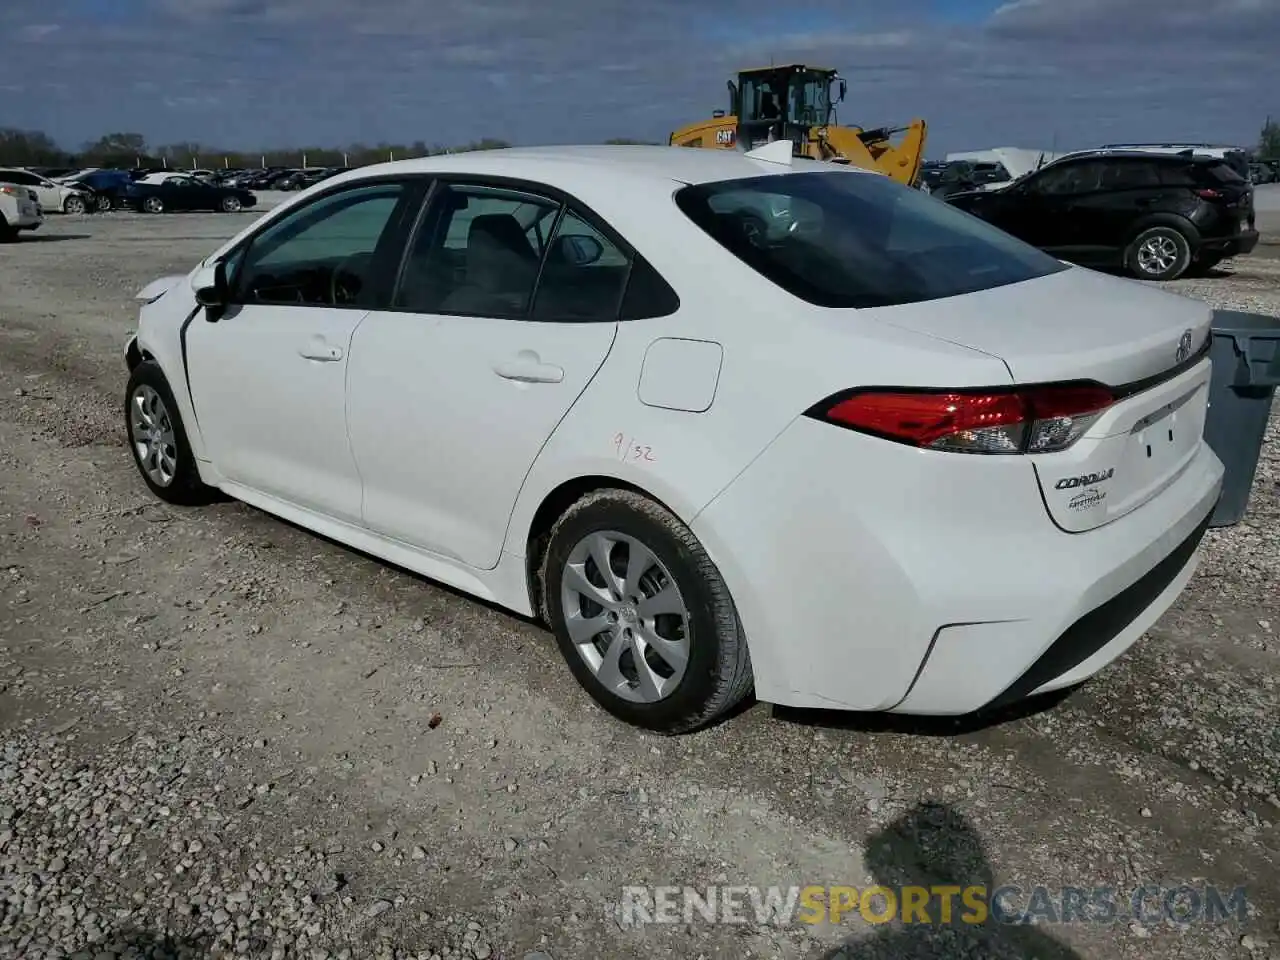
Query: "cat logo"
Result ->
[[715, 129, 736, 146]]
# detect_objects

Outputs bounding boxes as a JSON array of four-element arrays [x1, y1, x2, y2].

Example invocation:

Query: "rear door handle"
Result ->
[[299, 338, 343, 362], [493, 352, 564, 384]]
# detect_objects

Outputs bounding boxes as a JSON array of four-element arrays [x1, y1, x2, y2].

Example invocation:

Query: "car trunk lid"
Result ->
[[865, 266, 1214, 531]]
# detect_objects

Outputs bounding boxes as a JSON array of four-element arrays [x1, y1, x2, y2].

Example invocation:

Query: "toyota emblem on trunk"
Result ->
[[1176, 329, 1194, 364]]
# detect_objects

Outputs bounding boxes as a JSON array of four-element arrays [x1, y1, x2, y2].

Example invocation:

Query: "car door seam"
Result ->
[[177, 303, 204, 433], [493, 321, 621, 569], [344, 311, 374, 525]]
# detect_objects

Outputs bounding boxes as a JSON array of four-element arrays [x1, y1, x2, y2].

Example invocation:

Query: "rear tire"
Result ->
[[1126, 226, 1192, 281], [0, 220, 16, 243], [124, 361, 214, 506], [540, 489, 753, 734], [95, 195, 112, 213], [143, 196, 164, 214], [62, 195, 86, 215]]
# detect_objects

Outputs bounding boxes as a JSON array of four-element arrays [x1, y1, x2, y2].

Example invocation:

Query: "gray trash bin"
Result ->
[[1203, 309, 1280, 528]]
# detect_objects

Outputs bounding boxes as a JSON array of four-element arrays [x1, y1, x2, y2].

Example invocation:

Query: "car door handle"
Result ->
[[298, 340, 343, 362], [492, 353, 564, 384]]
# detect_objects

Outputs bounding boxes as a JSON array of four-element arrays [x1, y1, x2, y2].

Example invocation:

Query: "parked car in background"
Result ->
[[123, 145, 1223, 732], [123, 175, 257, 213], [61, 169, 135, 211], [0, 167, 95, 214], [0, 178, 43, 240], [945, 149, 1258, 281], [922, 161, 984, 199], [26, 166, 78, 180], [1249, 162, 1277, 185]]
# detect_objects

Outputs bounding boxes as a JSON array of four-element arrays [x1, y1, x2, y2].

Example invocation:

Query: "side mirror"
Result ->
[[838, 79, 847, 102], [191, 261, 228, 313], [557, 234, 604, 266]]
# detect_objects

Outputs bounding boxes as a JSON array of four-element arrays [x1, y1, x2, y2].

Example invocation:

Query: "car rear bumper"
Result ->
[[689, 417, 1224, 715], [1201, 229, 1259, 257]]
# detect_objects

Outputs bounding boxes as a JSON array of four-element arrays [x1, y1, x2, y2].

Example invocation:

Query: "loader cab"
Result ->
[[729, 65, 846, 153]]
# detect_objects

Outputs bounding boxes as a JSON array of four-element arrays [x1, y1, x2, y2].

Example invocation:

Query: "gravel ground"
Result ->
[[0, 212, 1277, 960]]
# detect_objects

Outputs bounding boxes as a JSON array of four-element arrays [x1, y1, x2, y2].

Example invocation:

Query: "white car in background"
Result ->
[[121, 144, 1224, 733], [0, 177, 43, 240], [0, 167, 94, 214]]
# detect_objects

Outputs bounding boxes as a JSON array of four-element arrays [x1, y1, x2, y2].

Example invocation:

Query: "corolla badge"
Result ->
[[1176, 329, 1194, 364], [1055, 468, 1114, 490]]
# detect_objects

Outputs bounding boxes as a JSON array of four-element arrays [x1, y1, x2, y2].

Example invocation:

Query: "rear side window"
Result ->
[[1157, 163, 1198, 187], [674, 171, 1066, 309], [1099, 161, 1161, 189]]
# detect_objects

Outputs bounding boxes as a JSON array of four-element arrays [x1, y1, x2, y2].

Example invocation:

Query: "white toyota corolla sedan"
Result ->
[[123, 143, 1224, 734]]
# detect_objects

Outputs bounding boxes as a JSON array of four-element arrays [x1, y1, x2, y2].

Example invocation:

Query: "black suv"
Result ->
[[944, 150, 1258, 281]]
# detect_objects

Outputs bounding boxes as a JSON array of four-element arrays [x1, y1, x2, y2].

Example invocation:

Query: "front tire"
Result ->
[[220, 196, 242, 213], [142, 196, 164, 214], [125, 361, 212, 505], [1126, 226, 1192, 281], [541, 489, 753, 734], [95, 195, 112, 213]]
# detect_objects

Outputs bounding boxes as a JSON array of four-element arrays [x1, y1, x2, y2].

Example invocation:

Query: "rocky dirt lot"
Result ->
[[1, 212, 1278, 960]]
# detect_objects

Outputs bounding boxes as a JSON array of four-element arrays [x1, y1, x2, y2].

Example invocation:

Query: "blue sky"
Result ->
[[1, 0, 1276, 157]]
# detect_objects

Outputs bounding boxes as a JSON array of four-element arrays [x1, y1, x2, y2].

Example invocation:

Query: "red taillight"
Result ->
[[0, 185, 19, 197], [811, 383, 1115, 455], [1193, 187, 1224, 201]]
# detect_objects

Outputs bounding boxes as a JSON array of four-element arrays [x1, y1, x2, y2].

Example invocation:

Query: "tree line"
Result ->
[[0, 129, 659, 169]]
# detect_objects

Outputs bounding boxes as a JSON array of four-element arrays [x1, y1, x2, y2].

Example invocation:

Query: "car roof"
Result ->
[[1044, 148, 1226, 166], [339, 144, 866, 190]]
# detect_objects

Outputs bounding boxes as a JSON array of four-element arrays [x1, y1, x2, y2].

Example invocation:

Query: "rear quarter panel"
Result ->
[[502, 176, 1015, 556]]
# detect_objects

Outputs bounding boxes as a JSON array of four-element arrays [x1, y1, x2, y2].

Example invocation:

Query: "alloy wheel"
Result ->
[[1137, 235, 1179, 275], [129, 384, 178, 487], [560, 530, 692, 703]]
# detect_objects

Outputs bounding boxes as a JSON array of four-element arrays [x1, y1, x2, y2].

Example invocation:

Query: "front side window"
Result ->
[[675, 170, 1067, 309], [1032, 161, 1105, 195], [395, 183, 561, 317], [233, 181, 410, 308]]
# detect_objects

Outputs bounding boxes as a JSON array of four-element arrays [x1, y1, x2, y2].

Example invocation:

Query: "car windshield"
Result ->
[[674, 171, 1067, 309]]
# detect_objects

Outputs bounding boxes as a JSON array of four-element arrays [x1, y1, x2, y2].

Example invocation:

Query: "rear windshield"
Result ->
[[1199, 161, 1246, 184], [674, 171, 1067, 309]]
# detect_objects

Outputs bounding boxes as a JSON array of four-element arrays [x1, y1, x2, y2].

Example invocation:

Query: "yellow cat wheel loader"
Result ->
[[669, 64, 927, 187]]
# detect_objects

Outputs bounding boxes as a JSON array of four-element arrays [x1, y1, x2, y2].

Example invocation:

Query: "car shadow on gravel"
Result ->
[[771, 686, 1077, 737], [816, 801, 1083, 960]]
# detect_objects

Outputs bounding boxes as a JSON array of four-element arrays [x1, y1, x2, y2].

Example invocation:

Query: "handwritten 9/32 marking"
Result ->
[[614, 433, 656, 463]]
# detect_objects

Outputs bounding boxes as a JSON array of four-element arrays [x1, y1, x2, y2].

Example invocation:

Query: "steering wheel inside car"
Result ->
[[329, 252, 372, 305]]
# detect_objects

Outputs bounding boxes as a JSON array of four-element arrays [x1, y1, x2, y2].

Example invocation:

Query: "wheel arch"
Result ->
[[520, 473, 689, 623], [1123, 212, 1202, 248]]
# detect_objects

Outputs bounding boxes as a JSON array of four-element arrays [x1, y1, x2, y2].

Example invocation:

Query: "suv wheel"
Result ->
[[1126, 226, 1192, 281]]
